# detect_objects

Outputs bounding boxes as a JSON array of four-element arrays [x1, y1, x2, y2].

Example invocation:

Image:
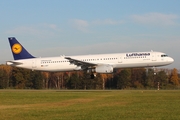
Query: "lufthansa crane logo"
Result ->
[[12, 43, 22, 54]]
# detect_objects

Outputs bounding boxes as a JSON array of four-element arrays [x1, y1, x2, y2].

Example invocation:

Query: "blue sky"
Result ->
[[1, 0, 180, 69]]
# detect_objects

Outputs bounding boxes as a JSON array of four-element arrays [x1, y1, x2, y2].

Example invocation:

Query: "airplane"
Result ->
[[6, 37, 174, 78]]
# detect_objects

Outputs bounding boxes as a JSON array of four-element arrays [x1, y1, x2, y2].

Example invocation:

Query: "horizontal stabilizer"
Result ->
[[6, 61, 23, 66]]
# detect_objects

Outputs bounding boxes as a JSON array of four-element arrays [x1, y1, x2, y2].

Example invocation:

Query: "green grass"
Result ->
[[0, 90, 180, 120]]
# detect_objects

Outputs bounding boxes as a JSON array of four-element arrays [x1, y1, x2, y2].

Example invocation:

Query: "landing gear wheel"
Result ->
[[90, 73, 96, 79]]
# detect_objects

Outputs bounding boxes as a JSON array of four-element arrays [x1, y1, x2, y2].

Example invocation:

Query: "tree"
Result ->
[[131, 68, 146, 88], [105, 74, 114, 89], [31, 71, 43, 89], [0, 66, 6, 88], [0, 65, 12, 88], [68, 72, 81, 89], [169, 68, 179, 86], [42, 72, 50, 89], [116, 69, 131, 89], [146, 68, 155, 88], [2, 65, 12, 88], [51, 72, 66, 89], [100, 74, 108, 90], [93, 73, 103, 89], [155, 71, 168, 89], [11, 67, 29, 89]]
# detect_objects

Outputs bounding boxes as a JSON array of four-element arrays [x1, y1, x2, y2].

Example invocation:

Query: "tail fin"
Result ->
[[8, 37, 35, 60]]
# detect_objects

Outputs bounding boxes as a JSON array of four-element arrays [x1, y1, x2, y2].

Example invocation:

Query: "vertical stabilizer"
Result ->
[[8, 37, 35, 60]]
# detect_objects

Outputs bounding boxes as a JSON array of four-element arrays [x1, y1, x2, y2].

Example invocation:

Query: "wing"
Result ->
[[65, 57, 97, 69]]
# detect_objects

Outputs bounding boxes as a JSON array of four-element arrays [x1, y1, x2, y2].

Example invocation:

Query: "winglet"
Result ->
[[8, 37, 35, 60]]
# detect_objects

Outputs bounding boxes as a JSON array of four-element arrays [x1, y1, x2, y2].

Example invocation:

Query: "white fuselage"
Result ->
[[7, 51, 174, 72]]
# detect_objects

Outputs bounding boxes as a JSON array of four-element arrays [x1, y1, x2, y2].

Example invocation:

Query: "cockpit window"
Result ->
[[161, 54, 168, 57]]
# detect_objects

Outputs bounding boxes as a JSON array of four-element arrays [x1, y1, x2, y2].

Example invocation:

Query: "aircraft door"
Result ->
[[118, 56, 123, 63], [152, 53, 157, 61], [32, 60, 36, 68]]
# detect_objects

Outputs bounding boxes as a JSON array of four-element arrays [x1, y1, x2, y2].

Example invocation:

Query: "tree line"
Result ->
[[0, 64, 179, 89]]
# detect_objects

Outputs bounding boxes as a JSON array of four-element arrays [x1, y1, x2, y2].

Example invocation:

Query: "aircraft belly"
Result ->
[[115, 60, 171, 68], [115, 63, 147, 68]]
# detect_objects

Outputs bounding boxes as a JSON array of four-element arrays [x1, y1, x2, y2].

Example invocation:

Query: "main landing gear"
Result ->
[[90, 73, 96, 79], [145, 67, 157, 75], [87, 69, 96, 79]]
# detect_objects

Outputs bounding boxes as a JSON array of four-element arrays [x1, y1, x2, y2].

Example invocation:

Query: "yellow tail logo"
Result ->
[[12, 43, 22, 54]]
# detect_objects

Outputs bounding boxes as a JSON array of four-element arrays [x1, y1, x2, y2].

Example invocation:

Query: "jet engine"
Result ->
[[95, 65, 113, 73]]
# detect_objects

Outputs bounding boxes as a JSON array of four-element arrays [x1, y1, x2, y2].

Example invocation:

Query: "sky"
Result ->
[[0, 0, 180, 69]]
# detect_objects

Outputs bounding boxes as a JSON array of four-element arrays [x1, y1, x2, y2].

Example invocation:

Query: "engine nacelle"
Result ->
[[74, 66, 83, 70], [95, 65, 113, 73]]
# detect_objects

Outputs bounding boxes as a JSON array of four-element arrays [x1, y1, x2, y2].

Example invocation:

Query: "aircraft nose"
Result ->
[[169, 57, 174, 63]]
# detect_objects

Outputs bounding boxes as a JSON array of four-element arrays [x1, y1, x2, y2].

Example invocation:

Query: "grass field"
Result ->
[[0, 90, 180, 120]]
